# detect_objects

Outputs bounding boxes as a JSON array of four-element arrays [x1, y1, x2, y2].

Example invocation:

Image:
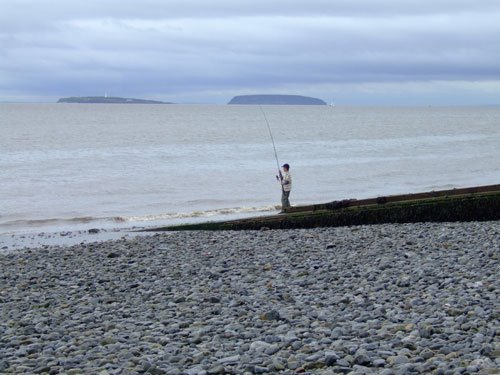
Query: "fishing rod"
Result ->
[[259, 105, 285, 193]]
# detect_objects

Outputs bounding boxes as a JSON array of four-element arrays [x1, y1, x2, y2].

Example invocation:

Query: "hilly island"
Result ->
[[58, 96, 171, 104], [228, 94, 326, 105]]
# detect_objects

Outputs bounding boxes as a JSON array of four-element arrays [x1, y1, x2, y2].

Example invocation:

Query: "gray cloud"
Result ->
[[1, 0, 499, 104]]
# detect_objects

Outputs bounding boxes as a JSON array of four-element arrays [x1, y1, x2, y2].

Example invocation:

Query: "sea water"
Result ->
[[1, 104, 499, 238]]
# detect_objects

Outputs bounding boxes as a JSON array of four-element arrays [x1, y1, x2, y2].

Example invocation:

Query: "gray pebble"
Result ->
[[0, 222, 497, 374]]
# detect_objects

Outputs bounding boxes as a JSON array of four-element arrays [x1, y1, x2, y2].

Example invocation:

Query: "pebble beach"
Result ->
[[1, 221, 498, 375]]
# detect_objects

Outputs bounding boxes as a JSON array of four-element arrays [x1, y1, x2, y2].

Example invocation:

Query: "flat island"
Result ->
[[58, 96, 171, 104], [228, 94, 327, 105]]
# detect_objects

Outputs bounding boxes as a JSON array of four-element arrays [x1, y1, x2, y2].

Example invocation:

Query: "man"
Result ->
[[277, 163, 292, 211]]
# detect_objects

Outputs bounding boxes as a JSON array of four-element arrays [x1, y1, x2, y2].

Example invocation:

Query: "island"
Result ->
[[228, 94, 326, 105], [57, 96, 172, 104]]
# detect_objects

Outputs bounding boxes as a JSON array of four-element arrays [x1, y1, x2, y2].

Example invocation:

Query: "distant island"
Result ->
[[57, 96, 172, 104], [228, 94, 326, 105]]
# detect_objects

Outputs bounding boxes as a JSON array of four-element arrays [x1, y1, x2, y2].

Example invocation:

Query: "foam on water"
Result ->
[[0, 205, 279, 229]]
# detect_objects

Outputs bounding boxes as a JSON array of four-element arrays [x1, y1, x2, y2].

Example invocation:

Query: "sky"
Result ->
[[1, 0, 499, 105]]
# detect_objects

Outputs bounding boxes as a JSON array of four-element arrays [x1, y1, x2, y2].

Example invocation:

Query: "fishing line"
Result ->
[[259, 105, 285, 193], [259, 105, 281, 173]]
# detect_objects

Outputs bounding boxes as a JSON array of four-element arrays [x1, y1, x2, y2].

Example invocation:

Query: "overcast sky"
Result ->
[[1, 0, 499, 104]]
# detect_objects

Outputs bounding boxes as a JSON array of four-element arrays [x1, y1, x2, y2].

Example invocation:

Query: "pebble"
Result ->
[[0, 221, 498, 374]]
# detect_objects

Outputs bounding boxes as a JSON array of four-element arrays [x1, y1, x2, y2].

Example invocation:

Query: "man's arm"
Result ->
[[281, 174, 291, 185]]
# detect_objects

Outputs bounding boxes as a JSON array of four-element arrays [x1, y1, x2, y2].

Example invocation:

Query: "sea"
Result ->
[[1, 104, 499, 248]]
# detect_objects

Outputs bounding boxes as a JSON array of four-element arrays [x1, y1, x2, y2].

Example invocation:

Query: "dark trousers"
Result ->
[[281, 190, 291, 209]]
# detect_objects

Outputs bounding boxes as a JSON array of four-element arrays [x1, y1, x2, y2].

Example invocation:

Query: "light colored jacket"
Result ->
[[281, 171, 292, 192]]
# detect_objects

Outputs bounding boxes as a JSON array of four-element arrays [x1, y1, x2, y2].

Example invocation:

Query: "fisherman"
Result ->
[[277, 163, 292, 211]]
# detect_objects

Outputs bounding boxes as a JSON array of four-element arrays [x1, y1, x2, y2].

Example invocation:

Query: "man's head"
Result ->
[[282, 163, 290, 172]]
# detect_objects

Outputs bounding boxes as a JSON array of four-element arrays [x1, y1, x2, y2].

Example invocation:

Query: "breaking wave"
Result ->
[[113, 205, 279, 222], [0, 205, 280, 230]]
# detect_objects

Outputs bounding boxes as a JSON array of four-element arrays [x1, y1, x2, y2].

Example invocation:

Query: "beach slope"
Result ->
[[0, 222, 498, 373]]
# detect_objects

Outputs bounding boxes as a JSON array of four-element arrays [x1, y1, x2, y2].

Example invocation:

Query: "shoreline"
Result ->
[[0, 210, 279, 252], [0, 227, 150, 254], [2, 184, 498, 252], [1, 221, 498, 374]]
